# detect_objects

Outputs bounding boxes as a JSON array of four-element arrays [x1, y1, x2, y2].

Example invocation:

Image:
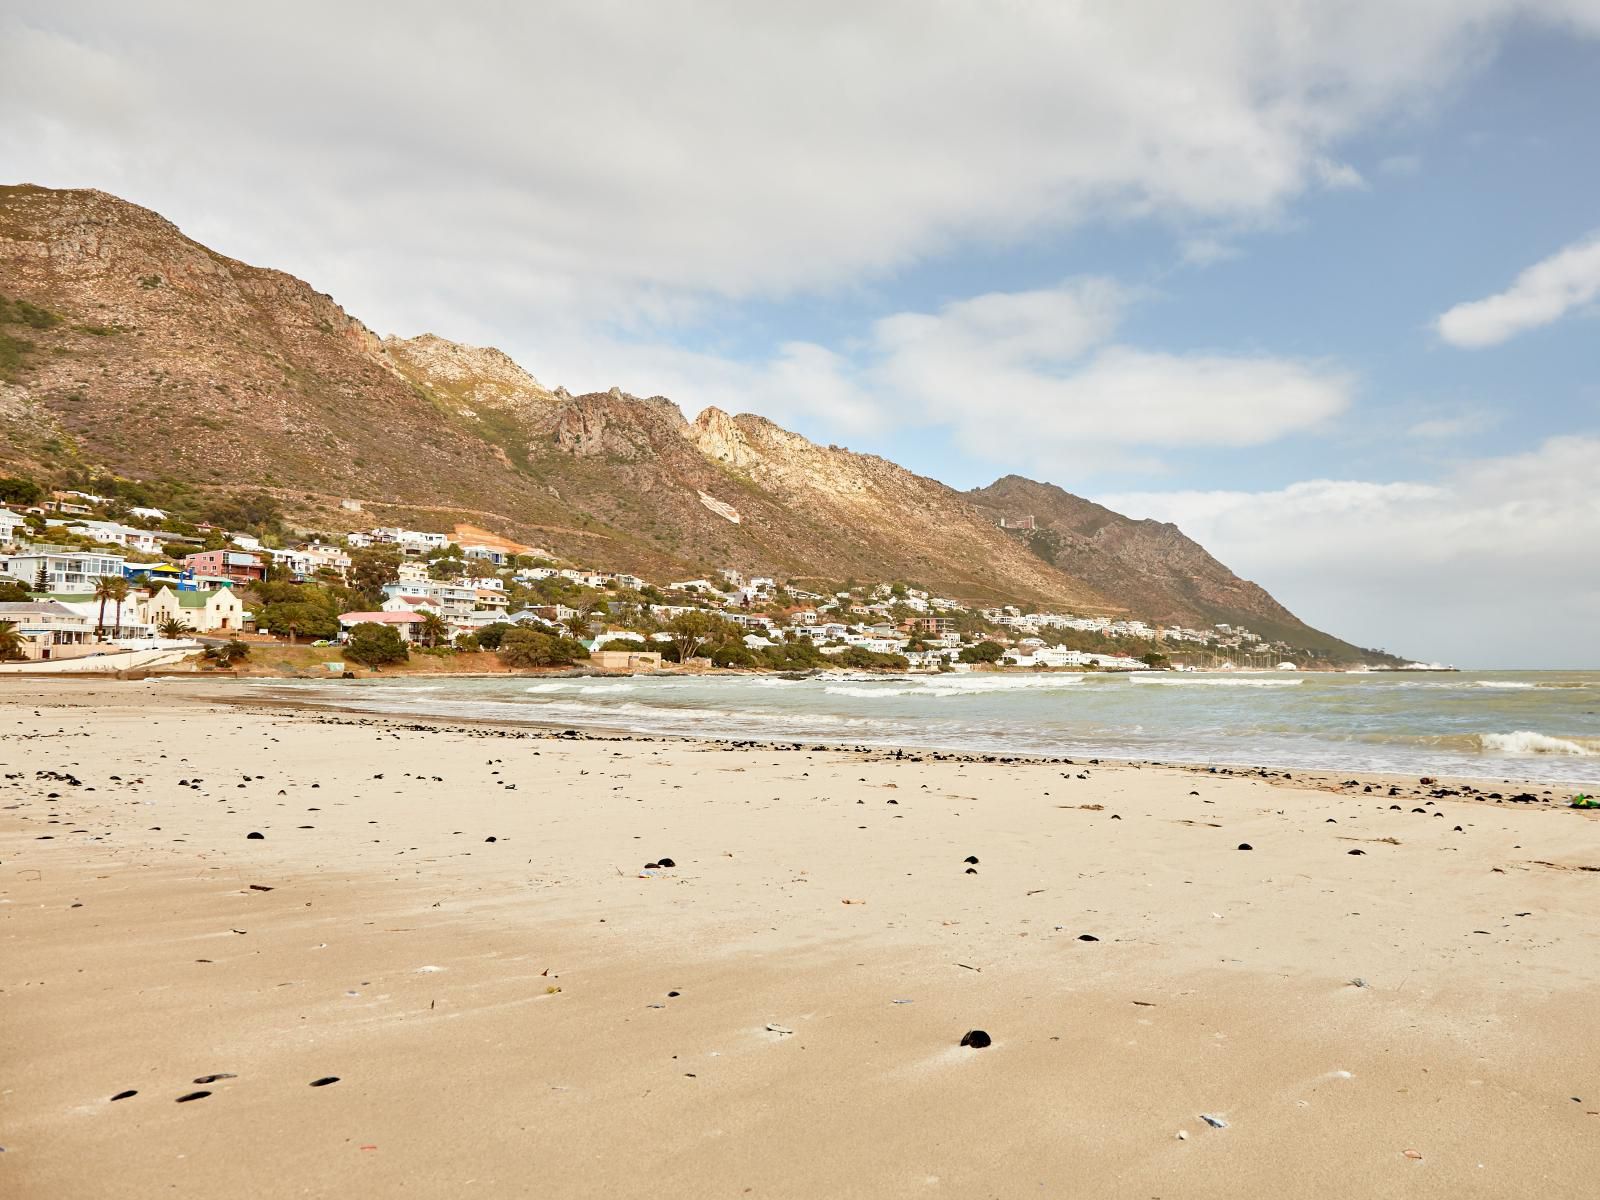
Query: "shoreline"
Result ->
[[225, 674, 1600, 796], [8, 672, 1595, 803]]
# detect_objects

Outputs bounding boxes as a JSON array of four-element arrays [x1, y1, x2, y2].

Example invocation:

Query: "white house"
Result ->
[[0, 600, 99, 660], [62, 520, 163, 554], [146, 585, 246, 634], [52, 592, 154, 639], [1, 548, 127, 594], [0, 508, 25, 548]]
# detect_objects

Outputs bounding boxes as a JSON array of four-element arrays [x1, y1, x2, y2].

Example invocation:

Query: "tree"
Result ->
[[31, 563, 48, 593], [157, 616, 194, 639], [0, 476, 43, 506], [0, 619, 25, 661], [474, 621, 514, 650], [348, 549, 401, 605], [0, 580, 30, 602], [958, 640, 1005, 664], [344, 622, 409, 667], [711, 643, 757, 668], [418, 611, 449, 648], [260, 599, 337, 643], [94, 575, 118, 637], [1139, 652, 1171, 669], [107, 576, 130, 637], [497, 628, 589, 668], [667, 610, 731, 664]]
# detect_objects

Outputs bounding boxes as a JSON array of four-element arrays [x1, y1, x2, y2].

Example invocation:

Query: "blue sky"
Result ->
[[3, 3, 1599, 666]]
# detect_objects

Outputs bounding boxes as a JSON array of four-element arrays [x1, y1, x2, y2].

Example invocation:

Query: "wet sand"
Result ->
[[4, 679, 1599, 1198]]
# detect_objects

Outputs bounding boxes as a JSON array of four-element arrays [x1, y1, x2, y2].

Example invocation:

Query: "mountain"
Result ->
[[0, 184, 1381, 657], [967, 475, 1373, 657]]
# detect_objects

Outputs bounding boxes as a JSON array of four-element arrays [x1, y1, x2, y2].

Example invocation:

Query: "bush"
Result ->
[[345, 622, 409, 666], [453, 633, 481, 652], [711, 644, 757, 668], [757, 640, 825, 670], [836, 646, 910, 671], [958, 640, 1005, 664], [201, 638, 251, 668], [497, 628, 590, 668], [474, 621, 513, 650]]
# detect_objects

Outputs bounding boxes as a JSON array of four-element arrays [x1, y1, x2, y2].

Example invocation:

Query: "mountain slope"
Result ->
[[968, 475, 1378, 658], [0, 183, 1380, 653]]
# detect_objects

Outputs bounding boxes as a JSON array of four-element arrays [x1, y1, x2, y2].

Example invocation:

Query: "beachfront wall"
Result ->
[[0, 647, 194, 674], [589, 650, 663, 671]]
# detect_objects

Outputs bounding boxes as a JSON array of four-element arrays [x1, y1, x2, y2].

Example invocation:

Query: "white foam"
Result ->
[[1130, 676, 1303, 687], [823, 685, 919, 698], [1474, 681, 1535, 689], [915, 675, 1086, 695], [1478, 731, 1599, 757]]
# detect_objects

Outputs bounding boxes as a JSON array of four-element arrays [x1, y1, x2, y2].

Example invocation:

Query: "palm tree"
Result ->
[[108, 576, 131, 638], [93, 575, 117, 637], [418, 611, 449, 648], [157, 616, 193, 639], [0, 620, 24, 662]]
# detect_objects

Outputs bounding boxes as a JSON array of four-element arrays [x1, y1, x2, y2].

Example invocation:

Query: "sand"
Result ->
[[3, 678, 1599, 1198]]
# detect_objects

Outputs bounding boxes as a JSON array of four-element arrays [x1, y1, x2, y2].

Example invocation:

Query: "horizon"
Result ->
[[3, 4, 1598, 667]]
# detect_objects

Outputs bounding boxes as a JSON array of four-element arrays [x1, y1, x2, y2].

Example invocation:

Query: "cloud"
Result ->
[[4, 1, 1597, 336], [562, 278, 1354, 470], [1179, 237, 1241, 266], [864, 281, 1350, 465], [1312, 158, 1368, 190], [1407, 409, 1498, 438], [1099, 435, 1600, 667], [1435, 231, 1600, 347], [1378, 153, 1422, 176]]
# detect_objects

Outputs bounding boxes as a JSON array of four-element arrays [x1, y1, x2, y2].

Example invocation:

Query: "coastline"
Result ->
[[5, 679, 1600, 1197]]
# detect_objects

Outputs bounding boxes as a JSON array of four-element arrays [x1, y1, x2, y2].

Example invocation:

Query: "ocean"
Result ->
[[245, 669, 1600, 785]]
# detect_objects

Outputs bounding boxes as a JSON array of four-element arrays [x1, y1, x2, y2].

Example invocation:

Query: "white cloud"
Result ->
[[1435, 231, 1600, 347], [868, 281, 1350, 465], [1179, 237, 1241, 266], [1407, 409, 1498, 438], [1312, 157, 1368, 190], [1099, 435, 1600, 667], [1378, 153, 1423, 176], [567, 278, 1353, 469], [3, 1, 1598, 335]]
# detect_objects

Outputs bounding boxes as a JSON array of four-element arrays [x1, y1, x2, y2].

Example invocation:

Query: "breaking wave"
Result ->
[[1478, 731, 1600, 757], [822, 675, 1088, 699]]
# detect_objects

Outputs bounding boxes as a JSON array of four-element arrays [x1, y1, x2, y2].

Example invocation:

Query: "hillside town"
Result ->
[[0, 483, 1310, 672]]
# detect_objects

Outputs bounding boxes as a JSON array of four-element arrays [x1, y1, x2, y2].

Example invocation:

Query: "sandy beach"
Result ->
[[4, 678, 1599, 1198]]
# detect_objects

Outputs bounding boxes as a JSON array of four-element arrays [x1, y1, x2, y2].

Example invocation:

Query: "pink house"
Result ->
[[181, 549, 265, 583]]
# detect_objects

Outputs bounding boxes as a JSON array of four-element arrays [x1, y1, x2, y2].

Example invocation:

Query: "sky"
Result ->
[[3, 2, 1598, 667]]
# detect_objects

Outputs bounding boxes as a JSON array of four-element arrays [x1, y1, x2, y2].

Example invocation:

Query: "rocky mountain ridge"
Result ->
[[0, 183, 1379, 657]]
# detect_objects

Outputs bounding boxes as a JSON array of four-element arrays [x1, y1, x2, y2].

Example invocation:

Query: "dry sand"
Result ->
[[3, 678, 1599, 1198]]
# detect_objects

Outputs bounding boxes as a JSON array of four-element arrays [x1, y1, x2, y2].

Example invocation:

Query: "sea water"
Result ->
[[250, 670, 1600, 785]]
